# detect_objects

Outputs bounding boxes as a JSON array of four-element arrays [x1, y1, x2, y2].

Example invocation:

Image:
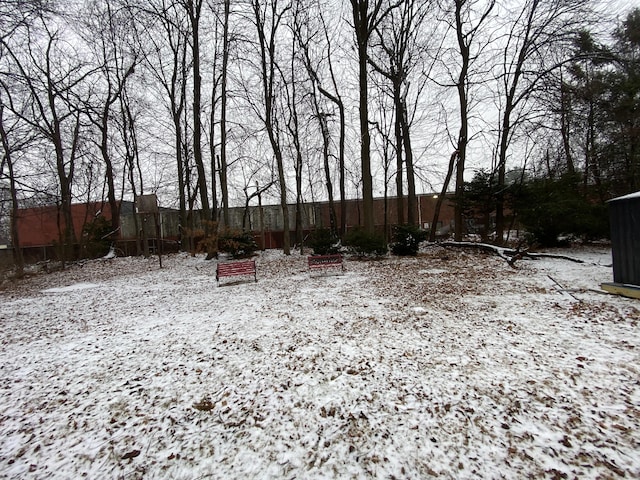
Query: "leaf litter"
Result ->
[[0, 245, 638, 479]]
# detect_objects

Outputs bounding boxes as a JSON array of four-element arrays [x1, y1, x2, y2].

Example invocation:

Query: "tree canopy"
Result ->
[[1, 0, 638, 260]]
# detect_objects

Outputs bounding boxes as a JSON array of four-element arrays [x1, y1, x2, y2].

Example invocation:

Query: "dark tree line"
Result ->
[[566, 11, 640, 198], [460, 8, 640, 246]]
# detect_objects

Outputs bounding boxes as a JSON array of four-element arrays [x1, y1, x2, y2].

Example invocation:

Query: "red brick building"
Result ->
[[13, 194, 457, 260], [16, 201, 119, 248]]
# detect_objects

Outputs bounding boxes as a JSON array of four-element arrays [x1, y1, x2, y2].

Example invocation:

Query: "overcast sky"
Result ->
[[611, 0, 640, 14]]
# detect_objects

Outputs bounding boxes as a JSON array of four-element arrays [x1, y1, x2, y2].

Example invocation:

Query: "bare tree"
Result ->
[[0, 0, 49, 273], [178, 0, 216, 257], [370, 81, 395, 237], [120, 96, 140, 248], [283, 12, 308, 253], [81, 0, 137, 237], [427, 0, 496, 241], [1, 14, 93, 265], [493, 0, 589, 243], [452, 0, 495, 241], [320, 8, 347, 237], [369, 0, 432, 225], [295, 1, 346, 236], [349, 0, 401, 234], [207, 2, 221, 227], [429, 150, 458, 242], [251, 0, 292, 254], [141, 0, 191, 246], [0, 0, 55, 42], [217, 0, 231, 227], [0, 94, 27, 275]]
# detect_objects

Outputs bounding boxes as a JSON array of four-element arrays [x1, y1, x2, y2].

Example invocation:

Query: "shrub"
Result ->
[[390, 224, 428, 256], [195, 220, 219, 257], [218, 228, 258, 257], [343, 228, 387, 257], [514, 173, 609, 247], [81, 216, 113, 258], [307, 228, 340, 255]]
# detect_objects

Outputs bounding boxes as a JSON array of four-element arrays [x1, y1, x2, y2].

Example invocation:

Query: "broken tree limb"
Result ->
[[440, 241, 525, 267], [547, 275, 580, 302], [525, 252, 585, 263], [439, 241, 588, 267]]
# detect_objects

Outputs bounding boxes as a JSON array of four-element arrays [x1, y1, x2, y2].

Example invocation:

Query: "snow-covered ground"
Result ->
[[0, 245, 638, 479]]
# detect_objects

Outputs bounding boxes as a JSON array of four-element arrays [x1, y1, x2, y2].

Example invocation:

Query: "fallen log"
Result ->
[[439, 241, 587, 268], [440, 241, 523, 267]]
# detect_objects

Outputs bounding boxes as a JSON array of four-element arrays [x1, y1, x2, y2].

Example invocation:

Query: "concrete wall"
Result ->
[[15, 195, 457, 255]]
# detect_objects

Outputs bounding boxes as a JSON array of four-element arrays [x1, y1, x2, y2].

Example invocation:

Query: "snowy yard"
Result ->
[[0, 245, 638, 479]]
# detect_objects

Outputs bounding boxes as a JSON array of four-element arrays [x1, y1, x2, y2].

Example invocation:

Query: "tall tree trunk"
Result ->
[[430, 150, 458, 242], [88, 1, 137, 239], [150, 2, 188, 249], [286, 14, 305, 252], [560, 75, 575, 175], [209, 63, 218, 225], [338, 101, 346, 236], [178, 38, 189, 245], [52, 111, 79, 266], [352, 0, 375, 234], [586, 98, 603, 201], [274, 141, 291, 255], [401, 97, 417, 225], [318, 112, 337, 235], [357, 41, 375, 234], [295, 152, 303, 253], [120, 89, 143, 255], [454, 0, 469, 242], [253, 0, 290, 254], [297, 8, 347, 236], [96, 61, 133, 239], [0, 104, 24, 277], [99, 123, 120, 234], [186, 0, 213, 257], [219, 0, 230, 227], [324, 20, 347, 238], [393, 82, 405, 225], [175, 107, 186, 243], [315, 85, 345, 236]]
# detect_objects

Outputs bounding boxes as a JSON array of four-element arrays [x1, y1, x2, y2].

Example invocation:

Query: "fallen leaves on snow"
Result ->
[[0, 246, 638, 479]]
